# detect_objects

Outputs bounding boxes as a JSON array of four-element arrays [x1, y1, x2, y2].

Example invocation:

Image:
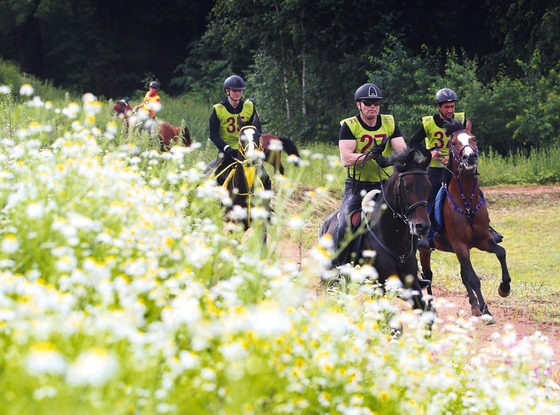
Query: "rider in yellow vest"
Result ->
[[134, 81, 161, 119], [333, 83, 407, 266], [208, 75, 263, 185], [409, 88, 503, 249]]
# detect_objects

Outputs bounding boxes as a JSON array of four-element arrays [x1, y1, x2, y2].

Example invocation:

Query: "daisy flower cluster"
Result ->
[[0, 85, 558, 414]]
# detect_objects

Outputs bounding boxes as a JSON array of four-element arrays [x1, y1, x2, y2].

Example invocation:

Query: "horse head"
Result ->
[[445, 119, 478, 172], [114, 97, 133, 121], [238, 126, 264, 165], [384, 149, 431, 237]]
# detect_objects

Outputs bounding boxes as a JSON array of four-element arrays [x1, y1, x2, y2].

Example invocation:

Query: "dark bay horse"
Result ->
[[113, 99, 192, 151], [320, 148, 433, 313], [418, 119, 511, 324], [217, 125, 272, 232]]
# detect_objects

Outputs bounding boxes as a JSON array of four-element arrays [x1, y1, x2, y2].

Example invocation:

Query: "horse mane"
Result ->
[[443, 118, 465, 136], [392, 149, 425, 173]]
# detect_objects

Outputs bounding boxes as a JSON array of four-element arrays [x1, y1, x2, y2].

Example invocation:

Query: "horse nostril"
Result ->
[[416, 223, 429, 235]]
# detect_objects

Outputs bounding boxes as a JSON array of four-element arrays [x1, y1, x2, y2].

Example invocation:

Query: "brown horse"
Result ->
[[259, 133, 301, 175], [320, 148, 434, 314], [418, 119, 511, 324], [113, 99, 192, 151]]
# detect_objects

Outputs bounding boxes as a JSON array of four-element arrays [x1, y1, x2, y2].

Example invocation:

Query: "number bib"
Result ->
[[342, 114, 395, 182], [422, 112, 465, 168]]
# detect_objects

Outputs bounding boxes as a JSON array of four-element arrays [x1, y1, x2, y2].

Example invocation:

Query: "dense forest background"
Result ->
[[2, 0, 560, 154]]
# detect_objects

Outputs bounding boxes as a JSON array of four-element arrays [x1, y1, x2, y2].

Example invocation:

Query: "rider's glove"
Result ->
[[375, 156, 392, 168], [369, 147, 383, 157], [223, 145, 237, 158]]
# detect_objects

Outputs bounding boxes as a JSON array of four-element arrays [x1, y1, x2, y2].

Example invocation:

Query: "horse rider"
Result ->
[[134, 81, 162, 124], [208, 75, 263, 185], [333, 82, 407, 266], [409, 87, 503, 249]]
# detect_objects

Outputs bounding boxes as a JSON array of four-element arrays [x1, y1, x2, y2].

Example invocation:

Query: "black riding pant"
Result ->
[[334, 178, 383, 262], [427, 167, 444, 212]]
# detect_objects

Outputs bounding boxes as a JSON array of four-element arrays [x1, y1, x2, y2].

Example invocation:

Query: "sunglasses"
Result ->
[[361, 99, 381, 107]]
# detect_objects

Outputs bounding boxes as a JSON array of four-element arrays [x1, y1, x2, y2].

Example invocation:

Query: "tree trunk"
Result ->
[[15, 14, 43, 78]]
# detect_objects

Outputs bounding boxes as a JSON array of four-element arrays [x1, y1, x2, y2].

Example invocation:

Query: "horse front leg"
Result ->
[[419, 250, 434, 296], [495, 244, 511, 297], [481, 241, 511, 298], [454, 246, 493, 320]]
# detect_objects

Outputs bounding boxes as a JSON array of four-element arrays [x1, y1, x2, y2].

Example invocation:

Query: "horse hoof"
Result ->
[[471, 307, 483, 317], [482, 314, 497, 325], [498, 284, 511, 298]]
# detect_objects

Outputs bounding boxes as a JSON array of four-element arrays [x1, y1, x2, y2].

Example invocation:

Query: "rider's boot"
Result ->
[[489, 225, 503, 243]]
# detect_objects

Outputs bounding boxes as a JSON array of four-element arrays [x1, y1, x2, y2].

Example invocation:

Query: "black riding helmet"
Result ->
[[149, 81, 160, 89], [354, 83, 383, 101], [435, 88, 458, 105], [224, 75, 246, 91]]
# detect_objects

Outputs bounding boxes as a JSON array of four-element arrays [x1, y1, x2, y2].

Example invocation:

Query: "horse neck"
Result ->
[[373, 176, 410, 237]]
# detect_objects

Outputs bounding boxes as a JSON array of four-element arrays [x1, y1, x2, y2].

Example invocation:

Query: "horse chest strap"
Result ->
[[243, 165, 258, 188]]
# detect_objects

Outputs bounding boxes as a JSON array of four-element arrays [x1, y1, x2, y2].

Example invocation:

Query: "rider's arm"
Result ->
[[339, 123, 375, 167], [390, 136, 407, 153], [209, 108, 229, 152], [409, 125, 428, 151]]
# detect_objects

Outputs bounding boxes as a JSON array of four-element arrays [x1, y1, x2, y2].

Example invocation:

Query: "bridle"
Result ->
[[384, 170, 429, 223], [444, 130, 484, 220], [449, 129, 479, 174]]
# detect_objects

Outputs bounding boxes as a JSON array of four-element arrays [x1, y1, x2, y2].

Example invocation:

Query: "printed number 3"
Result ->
[[226, 116, 244, 133]]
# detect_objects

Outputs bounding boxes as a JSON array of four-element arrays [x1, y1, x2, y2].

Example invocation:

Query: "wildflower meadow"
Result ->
[[0, 84, 559, 414]]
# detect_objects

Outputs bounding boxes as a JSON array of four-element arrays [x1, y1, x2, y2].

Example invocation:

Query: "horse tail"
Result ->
[[278, 137, 302, 164], [179, 125, 192, 147], [278, 137, 301, 156]]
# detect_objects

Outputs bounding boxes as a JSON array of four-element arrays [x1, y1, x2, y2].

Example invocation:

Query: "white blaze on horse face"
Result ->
[[240, 128, 261, 161], [457, 132, 474, 156]]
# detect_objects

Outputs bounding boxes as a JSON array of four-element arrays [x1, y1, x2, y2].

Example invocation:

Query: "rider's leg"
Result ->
[[333, 184, 363, 266], [479, 189, 504, 243], [418, 167, 442, 250]]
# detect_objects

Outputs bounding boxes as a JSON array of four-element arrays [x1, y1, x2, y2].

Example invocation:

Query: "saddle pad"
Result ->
[[434, 186, 446, 228], [335, 209, 362, 228]]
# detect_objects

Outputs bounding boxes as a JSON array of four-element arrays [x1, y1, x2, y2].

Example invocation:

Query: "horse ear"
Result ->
[[415, 146, 432, 168], [465, 119, 472, 132]]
